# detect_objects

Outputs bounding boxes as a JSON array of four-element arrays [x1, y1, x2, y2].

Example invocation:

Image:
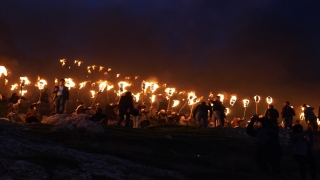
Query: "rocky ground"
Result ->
[[0, 120, 185, 180], [0, 115, 319, 180]]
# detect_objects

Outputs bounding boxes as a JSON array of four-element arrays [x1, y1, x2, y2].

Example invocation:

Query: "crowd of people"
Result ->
[[0, 78, 319, 179]]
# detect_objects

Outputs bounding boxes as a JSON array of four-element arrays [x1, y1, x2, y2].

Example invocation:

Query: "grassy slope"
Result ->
[[23, 124, 320, 180]]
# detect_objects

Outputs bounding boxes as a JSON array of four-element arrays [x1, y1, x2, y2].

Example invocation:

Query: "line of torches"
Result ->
[[1, 63, 320, 125]]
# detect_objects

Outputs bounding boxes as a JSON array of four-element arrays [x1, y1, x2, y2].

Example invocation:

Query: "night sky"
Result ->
[[0, 0, 320, 114]]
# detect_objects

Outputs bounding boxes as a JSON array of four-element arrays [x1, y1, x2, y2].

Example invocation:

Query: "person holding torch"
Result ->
[[52, 79, 69, 114]]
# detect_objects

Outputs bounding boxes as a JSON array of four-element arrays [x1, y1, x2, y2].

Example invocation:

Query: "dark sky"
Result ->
[[0, 0, 320, 113]]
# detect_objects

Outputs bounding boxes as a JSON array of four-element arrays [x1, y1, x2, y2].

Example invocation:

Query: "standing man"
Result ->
[[264, 104, 280, 131], [117, 91, 134, 127], [302, 104, 318, 132], [211, 96, 224, 127], [280, 101, 295, 130], [193, 101, 212, 128], [52, 79, 69, 114]]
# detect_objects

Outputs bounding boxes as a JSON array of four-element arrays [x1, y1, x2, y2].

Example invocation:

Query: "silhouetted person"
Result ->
[[8, 93, 20, 104], [90, 108, 108, 124], [105, 103, 118, 121], [264, 104, 279, 131], [302, 104, 318, 132], [193, 101, 212, 128], [26, 104, 40, 123], [280, 101, 295, 130], [291, 124, 316, 180], [246, 115, 282, 174], [117, 92, 134, 127], [211, 96, 224, 127], [52, 79, 69, 114], [39, 88, 50, 116], [74, 101, 87, 114]]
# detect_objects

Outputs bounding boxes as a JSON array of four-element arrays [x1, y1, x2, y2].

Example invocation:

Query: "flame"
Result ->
[[172, 100, 180, 107], [107, 84, 114, 91], [64, 78, 75, 90], [5, 79, 8, 85], [21, 90, 27, 96], [90, 90, 95, 98], [133, 93, 140, 102], [108, 68, 112, 71], [266, 96, 273, 104], [92, 65, 97, 70], [179, 91, 186, 95], [150, 83, 159, 93], [60, 59, 66, 66], [165, 87, 175, 97], [20, 77, 31, 85], [317, 118, 320, 126], [37, 79, 47, 90], [0, 66, 8, 77], [230, 95, 237, 106], [103, 72, 108, 75], [116, 74, 120, 77], [118, 81, 131, 94], [225, 108, 230, 115], [98, 81, 107, 92], [243, 99, 250, 107], [54, 78, 58, 84], [209, 92, 214, 98], [125, 77, 131, 80], [162, 84, 167, 88], [99, 66, 104, 71], [188, 91, 200, 105], [151, 94, 156, 103], [11, 84, 18, 91], [87, 66, 91, 73], [134, 76, 139, 80], [74, 60, 83, 66], [79, 81, 87, 89], [254, 95, 261, 103], [91, 82, 96, 87], [217, 93, 224, 104]]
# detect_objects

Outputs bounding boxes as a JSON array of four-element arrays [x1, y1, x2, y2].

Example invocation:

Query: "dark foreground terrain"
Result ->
[[0, 121, 320, 180]]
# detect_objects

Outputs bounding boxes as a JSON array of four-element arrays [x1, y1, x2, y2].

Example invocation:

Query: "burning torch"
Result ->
[[243, 99, 250, 119], [254, 95, 260, 114]]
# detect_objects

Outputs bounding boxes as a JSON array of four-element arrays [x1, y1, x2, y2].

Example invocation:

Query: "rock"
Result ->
[[285, 133, 290, 139], [0, 128, 185, 179], [165, 135, 173, 140], [279, 133, 284, 138], [77, 120, 105, 133], [17, 114, 26, 123], [51, 124, 74, 132]]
